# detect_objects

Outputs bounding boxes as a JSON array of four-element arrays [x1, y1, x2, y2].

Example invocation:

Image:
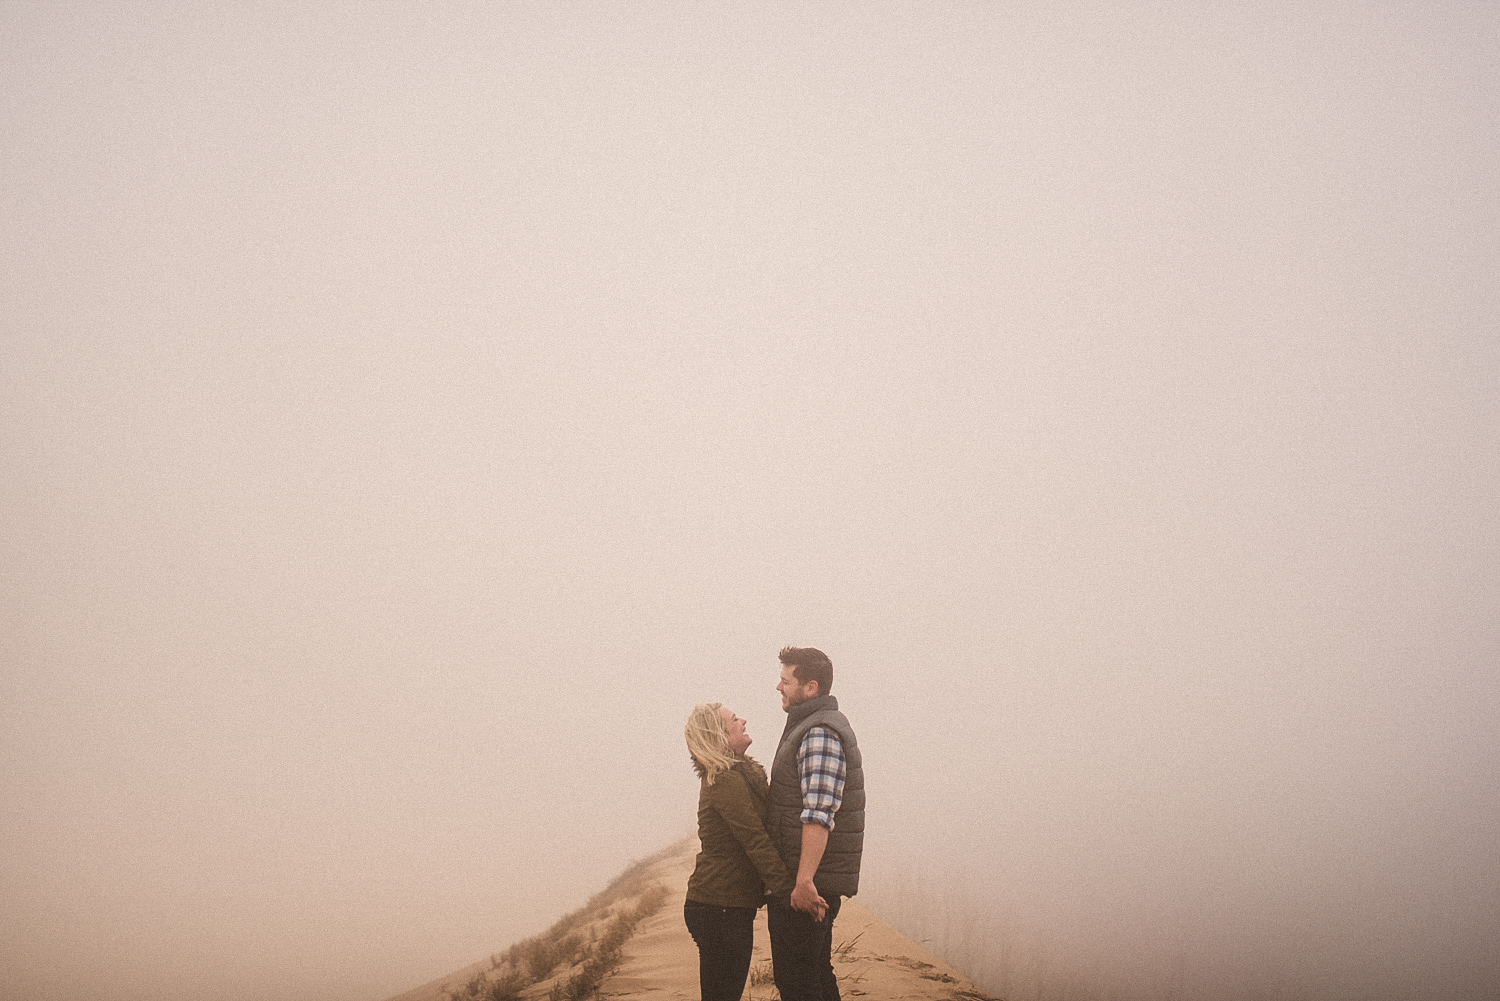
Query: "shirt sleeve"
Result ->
[[797, 726, 846, 830]]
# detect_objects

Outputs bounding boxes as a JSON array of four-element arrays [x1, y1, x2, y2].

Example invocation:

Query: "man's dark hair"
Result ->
[[778, 646, 833, 697]]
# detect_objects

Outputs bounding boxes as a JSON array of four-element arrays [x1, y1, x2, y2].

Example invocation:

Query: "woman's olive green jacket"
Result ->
[[685, 757, 795, 908]]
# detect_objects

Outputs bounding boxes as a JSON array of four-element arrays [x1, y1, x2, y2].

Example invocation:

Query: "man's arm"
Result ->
[[790, 726, 846, 920], [790, 822, 829, 918]]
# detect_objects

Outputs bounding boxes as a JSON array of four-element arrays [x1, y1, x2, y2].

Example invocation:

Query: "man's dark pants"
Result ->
[[768, 895, 844, 1001], [683, 900, 757, 1001]]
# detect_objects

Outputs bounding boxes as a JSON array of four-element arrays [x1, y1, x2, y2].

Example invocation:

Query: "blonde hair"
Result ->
[[685, 702, 740, 786]]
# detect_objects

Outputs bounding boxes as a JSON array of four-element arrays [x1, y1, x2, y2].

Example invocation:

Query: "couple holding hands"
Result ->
[[682, 647, 865, 1001]]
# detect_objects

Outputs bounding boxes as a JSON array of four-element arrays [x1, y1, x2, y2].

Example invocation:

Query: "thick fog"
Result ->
[[3, 4, 1497, 1001]]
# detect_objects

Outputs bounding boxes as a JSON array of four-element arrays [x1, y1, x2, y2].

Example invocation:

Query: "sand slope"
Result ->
[[385, 839, 996, 1001]]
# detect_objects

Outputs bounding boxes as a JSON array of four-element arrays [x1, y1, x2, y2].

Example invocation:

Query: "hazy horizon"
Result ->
[[3, 4, 1497, 1001]]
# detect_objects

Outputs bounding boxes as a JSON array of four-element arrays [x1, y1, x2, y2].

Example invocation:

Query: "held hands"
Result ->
[[790, 879, 828, 921]]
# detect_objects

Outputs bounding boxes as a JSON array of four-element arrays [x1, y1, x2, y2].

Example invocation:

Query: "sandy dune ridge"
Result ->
[[384, 839, 997, 1001]]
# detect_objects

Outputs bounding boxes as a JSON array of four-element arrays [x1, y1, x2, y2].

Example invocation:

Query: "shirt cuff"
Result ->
[[799, 808, 836, 830]]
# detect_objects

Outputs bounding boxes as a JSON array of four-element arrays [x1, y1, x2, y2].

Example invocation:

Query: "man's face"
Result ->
[[718, 705, 752, 754], [777, 664, 818, 711]]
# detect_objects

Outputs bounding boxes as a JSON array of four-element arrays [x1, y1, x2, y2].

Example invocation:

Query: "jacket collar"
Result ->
[[781, 694, 838, 742]]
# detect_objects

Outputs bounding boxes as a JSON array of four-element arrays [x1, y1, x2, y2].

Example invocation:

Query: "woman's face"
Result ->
[[718, 706, 752, 755]]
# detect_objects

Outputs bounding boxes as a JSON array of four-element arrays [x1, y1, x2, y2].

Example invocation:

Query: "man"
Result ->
[[765, 646, 865, 1001]]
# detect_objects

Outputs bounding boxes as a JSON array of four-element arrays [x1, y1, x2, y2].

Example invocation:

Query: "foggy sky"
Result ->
[[3, 4, 1497, 1001]]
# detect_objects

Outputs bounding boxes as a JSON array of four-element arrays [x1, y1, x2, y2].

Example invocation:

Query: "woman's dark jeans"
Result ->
[[683, 900, 757, 1001]]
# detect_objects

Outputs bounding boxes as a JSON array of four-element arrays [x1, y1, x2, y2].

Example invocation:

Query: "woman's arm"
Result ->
[[709, 772, 796, 899]]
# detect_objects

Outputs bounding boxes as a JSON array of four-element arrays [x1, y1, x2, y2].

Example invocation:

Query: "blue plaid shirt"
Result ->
[[797, 725, 847, 829]]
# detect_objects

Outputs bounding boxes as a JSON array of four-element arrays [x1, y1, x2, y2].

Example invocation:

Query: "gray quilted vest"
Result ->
[[766, 695, 865, 897]]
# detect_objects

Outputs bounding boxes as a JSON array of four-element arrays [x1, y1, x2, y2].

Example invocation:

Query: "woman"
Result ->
[[683, 702, 795, 1001]]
